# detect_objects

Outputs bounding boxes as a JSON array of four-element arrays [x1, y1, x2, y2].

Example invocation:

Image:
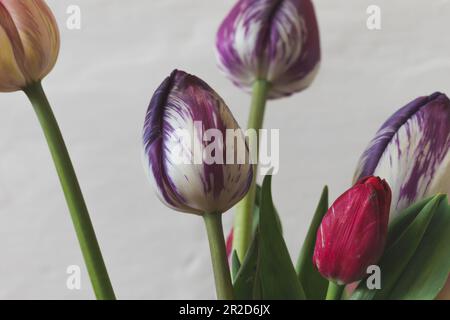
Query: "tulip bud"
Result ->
[[216, 0, 321, 99], [142, 70, 253, 215], [0, 0, 60, 92], [354, 93, 450, 216], [313, 176, 392, 284]]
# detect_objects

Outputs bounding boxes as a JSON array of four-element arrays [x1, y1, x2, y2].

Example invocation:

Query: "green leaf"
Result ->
[[386, 196, 432, 247], [253, 184, 282, 234], [231, 250, 241, 283], [231, 185, 282, 281], [389, 195, 450, 299], [296, 186, 329, 300], [351, 195, 445, 300], [233, 234, 260, 300], [251, 186, 261, 235], [257, 175, 306, 299]]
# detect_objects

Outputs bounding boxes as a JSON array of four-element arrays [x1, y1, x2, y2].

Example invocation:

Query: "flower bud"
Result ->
[[354, 93, 450, 217], [313, 176, 392, 284], [0, 0, 60, 92], [142, 70, 253, 215], [216, 0, 321, 99]]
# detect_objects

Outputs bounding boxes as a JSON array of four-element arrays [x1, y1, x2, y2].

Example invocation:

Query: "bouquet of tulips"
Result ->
[[0, 0, 449, 300]]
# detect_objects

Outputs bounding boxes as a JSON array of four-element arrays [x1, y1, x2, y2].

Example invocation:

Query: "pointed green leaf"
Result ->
[[231, 250, 241, 283], [351, 195, 445, 300], [253, 184, 282, 234], [257, 175, 306, 300], [296, 186, 329, 300], [232, 185, 282, 280], [386, 197, 432, 247], [389, 196, 450, 299], [233, 234, 259, 300]]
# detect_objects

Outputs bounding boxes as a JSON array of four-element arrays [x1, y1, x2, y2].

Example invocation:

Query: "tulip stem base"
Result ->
[[203, 212, 235, 300], [326, 281, 344, 300], [24, 82, 116, 300], [233, 79, 269, 262]]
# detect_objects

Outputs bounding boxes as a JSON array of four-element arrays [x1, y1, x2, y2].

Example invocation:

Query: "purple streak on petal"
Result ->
[[355, 92, 450, 212], [270, 0, 321, 98], [216, 0, 321, 99], [397, 94, 450, 205], [143, 70, 253, 214], [169, 71, 228, 199], [216, 0, 255, 89], [143, 70, 188, 209], [356, 92, 442, 179]]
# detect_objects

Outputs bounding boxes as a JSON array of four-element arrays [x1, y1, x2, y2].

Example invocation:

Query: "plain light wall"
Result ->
[[0, 0, 449, 299]]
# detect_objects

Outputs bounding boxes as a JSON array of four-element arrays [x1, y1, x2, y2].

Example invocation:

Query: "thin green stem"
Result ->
[[233, 80, 269, 262], [24, 81, 116, 300], [326, 281, 344, 300], [203, 212, 234, 300]]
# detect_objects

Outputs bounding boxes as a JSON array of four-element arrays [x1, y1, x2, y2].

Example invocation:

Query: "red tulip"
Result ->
[[313, 176, 392, 284]]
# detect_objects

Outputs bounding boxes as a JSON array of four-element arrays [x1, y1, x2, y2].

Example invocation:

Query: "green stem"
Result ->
[[326, 281, 344, 300], [23, 81, 116, 300], [203, 212, 234, 300], [233, 80, 269, 262]]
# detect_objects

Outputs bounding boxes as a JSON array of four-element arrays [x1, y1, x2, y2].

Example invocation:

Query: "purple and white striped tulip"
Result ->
[[216, 0, 321, 99], [142, 70, 253, 215], [354, 92, 450, 217]]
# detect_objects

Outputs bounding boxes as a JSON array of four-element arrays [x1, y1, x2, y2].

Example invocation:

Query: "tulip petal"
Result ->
[[354, 93, 450, 216], [0, 2, 27, 91]]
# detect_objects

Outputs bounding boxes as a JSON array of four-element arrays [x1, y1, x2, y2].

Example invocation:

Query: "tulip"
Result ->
[[313, 176, 391, 299], [0, 1, 114, 299], [216, 0, 321, 99], [143, 70, 253, 299], [143, 70, 253, 215], [354, 93, 450, 217], [0, 0, 59, 92]]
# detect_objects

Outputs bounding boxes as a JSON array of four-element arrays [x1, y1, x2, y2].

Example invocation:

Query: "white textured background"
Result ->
[[0, 0, 449, 299]]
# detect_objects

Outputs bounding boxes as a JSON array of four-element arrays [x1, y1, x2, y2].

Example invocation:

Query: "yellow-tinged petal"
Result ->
[[0, 0, 59, 91], [0, 25, 26, 91]]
